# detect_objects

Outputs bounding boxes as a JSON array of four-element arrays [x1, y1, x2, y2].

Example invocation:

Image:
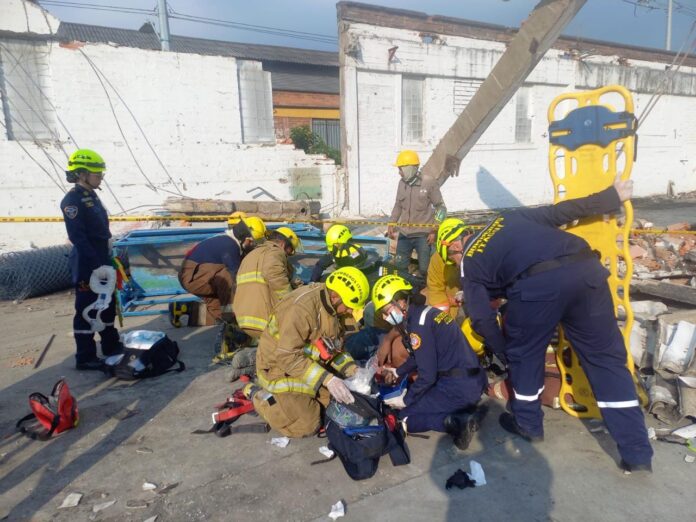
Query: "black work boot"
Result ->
[[619, 459, 652, 475], [498, 412, 544, 442], [444, 411, 481, 451], [75, 358, 105, 371]]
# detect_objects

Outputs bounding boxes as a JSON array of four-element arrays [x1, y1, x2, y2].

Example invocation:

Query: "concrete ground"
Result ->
[[0, 291, 694, 522]]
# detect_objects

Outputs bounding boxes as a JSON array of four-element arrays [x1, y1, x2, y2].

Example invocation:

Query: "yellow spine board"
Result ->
[[547, 85, 647, 419]]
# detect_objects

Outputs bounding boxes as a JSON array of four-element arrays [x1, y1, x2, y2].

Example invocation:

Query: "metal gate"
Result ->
[[312, 118, 340, 150]]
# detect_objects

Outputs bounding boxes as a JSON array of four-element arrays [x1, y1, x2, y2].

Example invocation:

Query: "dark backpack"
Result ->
[[324, 393, 410, 480], [106, 335, 185, 380], [16, 379, 79, 440]]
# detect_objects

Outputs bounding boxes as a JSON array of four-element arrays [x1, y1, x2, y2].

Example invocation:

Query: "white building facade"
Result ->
[[0, 0, 339, 251], [338, 2, 696, 216]]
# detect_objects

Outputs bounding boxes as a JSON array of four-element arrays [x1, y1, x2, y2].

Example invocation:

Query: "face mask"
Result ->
[[386, 309, 404, 326]]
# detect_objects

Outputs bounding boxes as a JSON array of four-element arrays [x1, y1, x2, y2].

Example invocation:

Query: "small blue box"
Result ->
[[378, 377, 408, 400]]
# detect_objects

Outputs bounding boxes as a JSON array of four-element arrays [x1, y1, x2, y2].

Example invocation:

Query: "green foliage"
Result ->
[[290, 125, 342, 165], [289, 125, 315, 153]]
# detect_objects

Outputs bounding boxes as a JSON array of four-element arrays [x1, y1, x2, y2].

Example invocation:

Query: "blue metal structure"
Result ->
[[112, 223, 390, 317]]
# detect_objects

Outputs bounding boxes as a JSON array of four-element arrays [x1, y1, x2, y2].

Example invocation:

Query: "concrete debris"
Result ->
[[629, 224, 696, 289], [92, 500, 116, 513], [59, 493, 83, 508], [328, 500, 345, 520], [685, 454, 695, 463], [143, 516, 158, 522]]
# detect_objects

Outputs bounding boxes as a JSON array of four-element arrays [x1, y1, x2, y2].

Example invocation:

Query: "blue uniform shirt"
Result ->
[[461, 186, 622, 355], [185, 234, 242, 274], [396, 304, 481, 407], [60, 185, 112, 283]]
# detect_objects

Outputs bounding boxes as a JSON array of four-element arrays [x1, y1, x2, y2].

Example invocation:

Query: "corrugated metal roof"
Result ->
[[270, 71, 338, 94], [56, 22, 339, 67]]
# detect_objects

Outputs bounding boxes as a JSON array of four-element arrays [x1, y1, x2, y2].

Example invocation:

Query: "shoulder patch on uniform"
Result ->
[[64, 205, 78, 219], [434, 311, 453, 324], [410, 333, 422, 350]]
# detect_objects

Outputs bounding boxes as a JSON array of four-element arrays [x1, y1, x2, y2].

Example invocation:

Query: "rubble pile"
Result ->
[[629, 221, 696, 285]]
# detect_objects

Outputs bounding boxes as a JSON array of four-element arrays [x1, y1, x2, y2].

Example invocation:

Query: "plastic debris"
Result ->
[[142, 482, 158, 491], [270, 436, 290, 448], [328, 500, 345, 520], [672, 423, 696, 439], [92, 500, 116, 513], [647, 427, 657, 440], [469, 460, 486, 487], [59, 492, 82, 508], [319, 446, 335, 459], [685, 454, 695, 463]]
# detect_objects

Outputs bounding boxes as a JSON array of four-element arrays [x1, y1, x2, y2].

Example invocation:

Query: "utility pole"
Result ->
[[666, 0, 673, 51], [157, 0, 171, 51]]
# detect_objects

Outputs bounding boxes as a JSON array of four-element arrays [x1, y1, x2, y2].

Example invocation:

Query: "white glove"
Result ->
[[325, 375, 355, 404], [383, 389, 407, 410]]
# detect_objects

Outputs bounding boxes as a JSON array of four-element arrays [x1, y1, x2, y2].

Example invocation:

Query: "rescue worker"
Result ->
[[233, 227, 302, 338], [249, 267, 370, 438], [388, 150, 446, 276], [425, 219, 465, 320], [373, 275, 486, 450], [60, 149, 122, 370], [310, 224, 376, 283], [438, 176, 653, 473], [178, 213, 266, 324]]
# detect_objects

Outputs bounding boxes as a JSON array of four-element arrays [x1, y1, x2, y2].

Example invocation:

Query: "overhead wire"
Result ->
[[0, 121, 66, 193], [77, 50, 185, 197], [0, 41, 79, 146], [167, 8, 338, 45], [37, 0, 155, 16]]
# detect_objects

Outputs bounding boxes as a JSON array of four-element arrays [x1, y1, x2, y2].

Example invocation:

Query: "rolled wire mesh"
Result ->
[[0, 245, 72, 301]]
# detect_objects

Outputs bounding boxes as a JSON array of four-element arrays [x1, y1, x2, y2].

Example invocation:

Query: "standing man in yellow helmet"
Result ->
[[247, 267, 370, 438], [178, 213, 266, 324], [61, 149, 122, 371], [388, 150, 446, 277], [233, 226, 303, 339]]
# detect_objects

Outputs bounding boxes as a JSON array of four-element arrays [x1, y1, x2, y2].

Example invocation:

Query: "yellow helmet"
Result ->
[[436, 217, 467, 264], [244, 216, 267, 241], [325, 224, 352, 250], [275, 226, 303, 254], [394, 150, 420, 167], [371, 275, 413, 312], [227, 211, 248, 227], [326, 266, 369, 310], [66, 149, 106, 173]]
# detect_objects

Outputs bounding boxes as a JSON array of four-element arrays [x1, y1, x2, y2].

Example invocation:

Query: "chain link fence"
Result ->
[[0, 245, 72, 301]]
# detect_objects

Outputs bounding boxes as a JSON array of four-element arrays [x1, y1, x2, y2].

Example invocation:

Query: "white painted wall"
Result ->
[[0, 0, 60, 35], [342, 22, 696, 215], [0, 3, 338, 252]]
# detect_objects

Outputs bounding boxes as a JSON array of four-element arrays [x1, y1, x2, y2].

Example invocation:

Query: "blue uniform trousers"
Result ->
[[400, 374, 485, 433], [504, 259, 653, 465], [73, 282, 121, 364]]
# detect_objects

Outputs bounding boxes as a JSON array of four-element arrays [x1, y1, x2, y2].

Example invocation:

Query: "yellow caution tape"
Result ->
[[0, 216, 693, 235]]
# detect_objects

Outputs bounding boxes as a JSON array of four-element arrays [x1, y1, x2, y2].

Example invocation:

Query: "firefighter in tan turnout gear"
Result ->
[[249, 266, 370, 438], [233, 227, 303, 339]]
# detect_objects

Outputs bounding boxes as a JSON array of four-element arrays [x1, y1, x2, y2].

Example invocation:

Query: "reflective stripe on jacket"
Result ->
[[233, 241, 293, 334], [256, 284, 355, 396]]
